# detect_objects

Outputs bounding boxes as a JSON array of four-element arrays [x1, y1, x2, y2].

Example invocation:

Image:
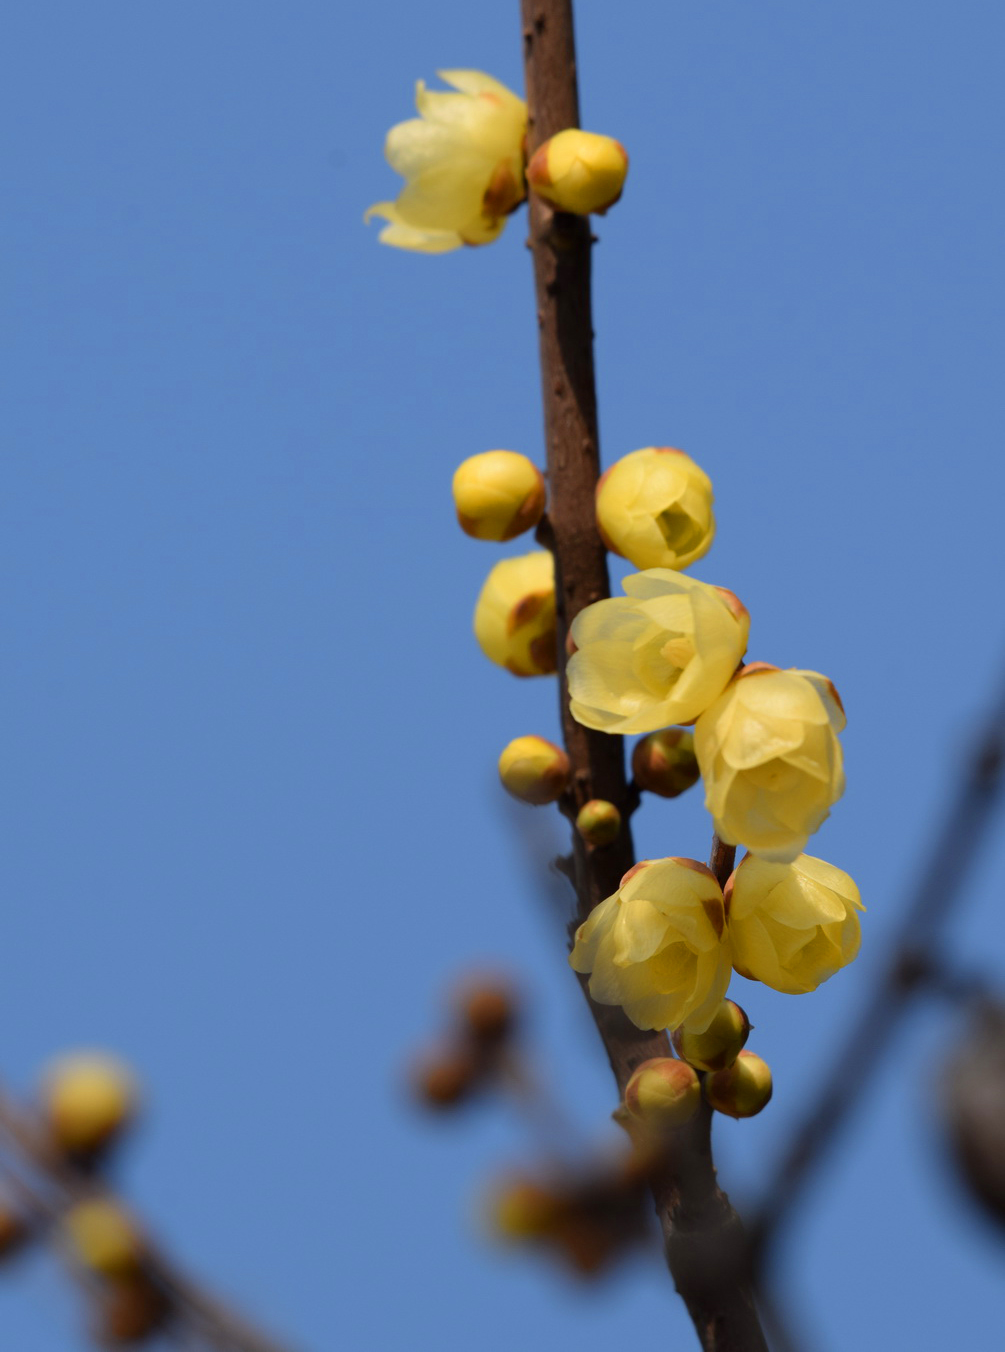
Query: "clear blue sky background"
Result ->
[[3, 2, 1005, 1348]]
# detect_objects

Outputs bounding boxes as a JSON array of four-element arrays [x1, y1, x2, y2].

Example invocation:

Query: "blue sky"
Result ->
[[3, 2, 1005, 1348]]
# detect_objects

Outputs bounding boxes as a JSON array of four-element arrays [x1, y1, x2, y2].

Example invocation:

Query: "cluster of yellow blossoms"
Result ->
[[373, 68, 864, 1125], [367, 71, 628, 253]]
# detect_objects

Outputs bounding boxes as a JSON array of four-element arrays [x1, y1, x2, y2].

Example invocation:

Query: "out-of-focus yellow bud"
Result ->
[[492, 1177, 562, 1240], [475, 551, 557, 677], [498, 735, 570, 804], [570, 858, 732, 1032], [671, 999, 750, 1072], [63, 1200, 145, 1278], [596, 448, 714, 571], [43, 1053, 138, 1158], [576, 800, 621, 847], [623, 1058, 701, 1132], [725, 853, 864, 994], [704, 1050, 773, 1119], [452, 451, 546, 542], [695, 664, 846, 862], [568, 570, 749, 734], [526, 129, 628, 216], [631, 728, 700, 799], [366, 70, 527, 253]]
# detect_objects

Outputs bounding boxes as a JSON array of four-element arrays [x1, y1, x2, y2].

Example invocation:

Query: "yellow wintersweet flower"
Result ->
[[596, 447, 715, 571], [695, 664, 846, 863], [569, 857, 732, 1032], [498, 735, 569, 804], [568, 570, 748, 734], [42, 1052, 138, 1156], [452, 451, 546, 542], [526, 129, 629, 216], [474, 551, 557, 677], [366, 70, 527, 254], [725, 853, 864, 994]]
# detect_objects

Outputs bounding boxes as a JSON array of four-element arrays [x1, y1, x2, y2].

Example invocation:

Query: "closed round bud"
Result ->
[[575, 800, 621, 847], [632, 729, 700, 799], [453, 451, 546, 542], [63, 1200, 145, 1278], [413, 1049, 480, 1110], [42, 1053, 138, 1158], [704, 1050, 773, 1119], [492, 1178, 561, 1240], [527, 129, 629, 216], [498, 736, 570, 805], [474, 551, 557, 677], [672, 1000, 751, 1072], [456, 979, 517, 1044], [596, 448, 715, 571], [623, 1058, 701, 1132]]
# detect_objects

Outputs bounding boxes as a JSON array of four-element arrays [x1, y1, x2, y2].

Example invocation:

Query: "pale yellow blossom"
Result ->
[[568, 570, 748, 734], [526, 129, 628, 215], [474, 551, 557, 677], [366, 70, 527, 253], [596, 447, 715, 571], [694, 665, 846, 862], [725, 853, 864, 994], [569, 857, 732, 1032]]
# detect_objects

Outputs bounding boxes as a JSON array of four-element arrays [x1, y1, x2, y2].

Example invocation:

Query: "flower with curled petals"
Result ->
[[695, 665, 846, 863], [366, 70, 527, 254], [569, 857, 733, 1032], [567, 570, 749, 735], [725, 853, 864, 994]]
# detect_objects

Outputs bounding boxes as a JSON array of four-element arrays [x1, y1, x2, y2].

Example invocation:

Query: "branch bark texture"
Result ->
[[519, 5, 766, 1348]]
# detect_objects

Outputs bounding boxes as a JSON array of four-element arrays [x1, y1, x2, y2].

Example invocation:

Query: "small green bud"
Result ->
[[576, 799, 621, 846], [704, 1050, 773, 1119], [623, 1058, 701, 1133], [672, 1000, 751, 1073], [631, 729, 701, 799]]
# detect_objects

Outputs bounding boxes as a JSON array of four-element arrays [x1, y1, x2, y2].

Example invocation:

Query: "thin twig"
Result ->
[[520, 4, 768, 1347], [747, 670, 1005, 1265]]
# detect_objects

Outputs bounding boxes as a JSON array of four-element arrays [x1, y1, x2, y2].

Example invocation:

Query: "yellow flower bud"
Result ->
[[694, 664, 846, 862], [671, 999, 751, 1072], [631, 728, 701, 799], [725, 853, 864, 994], [527, 129, 629, 216], [63, 1200, 145, 1278], [366, 70, 527, 253], [474, 551, 557, 677], [576, 799, 621, 847], [498, 735, 570, 804], [453, 451, 546, 542], [42, 1053, 138, 1157], [704, 1050, 773, 1119], [492, 1177, 562, 1241], [596, 448, 715, 571], [623, 1058, 701, 1132], [568, 570, 749, 734], [570, 857, 732, 1032]]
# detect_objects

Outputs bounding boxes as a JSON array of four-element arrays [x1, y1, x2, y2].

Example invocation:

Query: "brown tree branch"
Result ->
[[746, 670, 1005, 1267], [519, 4, 767, 1348]]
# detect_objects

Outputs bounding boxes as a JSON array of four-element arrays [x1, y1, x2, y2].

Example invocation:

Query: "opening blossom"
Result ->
[[474, 551, 557, 677], [366, 70, 527, 254], [725, 853, 864, 994], [694, 664, 846, 863], [568, 570, 749, 734], [569, 858, 733, 1032], [596, 448, 715, 572]]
